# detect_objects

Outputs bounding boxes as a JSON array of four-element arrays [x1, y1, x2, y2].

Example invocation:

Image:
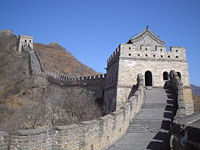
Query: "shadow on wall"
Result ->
[[128, 85, 138, 99], [146, 88, 177, 150]]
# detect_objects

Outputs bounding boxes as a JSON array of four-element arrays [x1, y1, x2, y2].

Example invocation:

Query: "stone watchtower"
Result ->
[[18, 35, 33, 52], [104, 27, 194, 114]]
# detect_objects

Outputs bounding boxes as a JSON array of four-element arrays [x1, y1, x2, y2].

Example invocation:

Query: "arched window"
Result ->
[[177, 72, 181, 79], [163, 72, 168, 80], [145, 71, 152, 86]]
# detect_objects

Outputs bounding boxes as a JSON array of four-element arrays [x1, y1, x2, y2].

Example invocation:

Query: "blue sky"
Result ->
[[0, 0, 200, 86]]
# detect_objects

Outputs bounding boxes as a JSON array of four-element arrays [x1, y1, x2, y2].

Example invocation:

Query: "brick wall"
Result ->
[[169, 70, 200, 150], [0, 75, 145, 150]]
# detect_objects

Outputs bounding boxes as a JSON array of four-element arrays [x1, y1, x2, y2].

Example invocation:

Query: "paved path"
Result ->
[[106, 88, 177, 150]]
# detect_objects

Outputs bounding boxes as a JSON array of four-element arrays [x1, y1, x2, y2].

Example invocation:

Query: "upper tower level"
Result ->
[[18, 35, 33, 52], [120, 27, 186, 61], [107, 27, 187, 68], [127, 26, 165, 50]]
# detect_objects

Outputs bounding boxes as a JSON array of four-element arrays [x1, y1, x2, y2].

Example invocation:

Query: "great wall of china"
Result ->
[[0, 29, 199, 150]]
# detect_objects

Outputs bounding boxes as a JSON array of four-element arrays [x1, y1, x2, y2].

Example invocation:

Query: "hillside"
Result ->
[[34, 42, 97, 77], [191, 84, 200, 97], [0, 32, 102, 131]]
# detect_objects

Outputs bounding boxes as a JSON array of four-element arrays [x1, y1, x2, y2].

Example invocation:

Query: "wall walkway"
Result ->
[[106, 87, 177, 150]]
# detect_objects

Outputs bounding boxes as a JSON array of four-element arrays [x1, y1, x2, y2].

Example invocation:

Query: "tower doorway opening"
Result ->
[[145, 71, 152, 86], [177, 72, 181, 79]]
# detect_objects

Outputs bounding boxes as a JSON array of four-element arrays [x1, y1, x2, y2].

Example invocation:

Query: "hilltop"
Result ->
[[34, 42, 97, 77]]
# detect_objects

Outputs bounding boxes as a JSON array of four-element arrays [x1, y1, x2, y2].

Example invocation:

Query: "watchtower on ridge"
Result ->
[[104, 27, 193, 113], [18, 35, 33, 52]]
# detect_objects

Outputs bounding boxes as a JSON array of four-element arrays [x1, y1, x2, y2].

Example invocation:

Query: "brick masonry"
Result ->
[[0, 75, 145, 150], [104, 28, 193, 113]]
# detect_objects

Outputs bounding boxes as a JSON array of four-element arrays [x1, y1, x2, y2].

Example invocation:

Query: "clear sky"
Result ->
[[0, 0, 200, 86]]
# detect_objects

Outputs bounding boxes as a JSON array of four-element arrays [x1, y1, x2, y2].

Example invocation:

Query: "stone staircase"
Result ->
[[126, 119, 170, 133], [106, 88, 177, 150]]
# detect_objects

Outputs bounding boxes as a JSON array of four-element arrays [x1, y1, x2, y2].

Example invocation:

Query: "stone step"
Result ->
[[126, 125, 164, 133], [146, 86, 153, 90], [127, 119, 171, 133], [141, 103, 168, 109], [127, 124, 170, 133], [130, 119, 170, 125]]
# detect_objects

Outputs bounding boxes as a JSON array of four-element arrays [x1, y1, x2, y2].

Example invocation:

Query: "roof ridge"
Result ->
[[128, 27, 165, 45]]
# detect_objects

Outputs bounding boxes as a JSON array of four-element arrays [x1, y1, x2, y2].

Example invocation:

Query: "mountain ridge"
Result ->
[[34, 42, 98, 77]]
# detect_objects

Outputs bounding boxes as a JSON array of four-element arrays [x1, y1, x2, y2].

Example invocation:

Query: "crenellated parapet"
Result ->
[[46, 71, 106, 86], [119, 44, 186, 61], [107, 47, 120, 68], [116, 28, 187, 61]]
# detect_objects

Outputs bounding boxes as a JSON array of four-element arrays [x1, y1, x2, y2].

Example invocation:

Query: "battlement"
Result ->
[[18, 35, 33, 52], [46, 72, 106, 86], [107, 47, 120, 68], [119, 44, 186, 61]]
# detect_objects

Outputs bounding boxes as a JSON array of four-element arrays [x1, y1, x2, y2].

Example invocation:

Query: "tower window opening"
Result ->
[[176, 50, 178, 52], [25, 40, 27, 42], [129, 47, 131, 49], [29, 40, 31, 42], [160, 49, 162, 51], [168, 56, 170, 58], [176, 56, 179, 58], [153, 55, 155, 57], [138, 54, 140, 56], [161, 55, 163, 58], [177, 72, 181, 79], [129, 53, 131, 56], [145, 48, 148, 50], [145, 54, 148, 57]]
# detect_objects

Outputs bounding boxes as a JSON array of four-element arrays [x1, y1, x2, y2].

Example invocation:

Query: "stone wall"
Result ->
[[169, 70, 194, 115], [104, 50, 119, 112], [0, 74, 145, 150], [169, 70, 200, 150], [46, 72, 106, 102], [170, 113, 200, 150], [105, 29, 191, 112]]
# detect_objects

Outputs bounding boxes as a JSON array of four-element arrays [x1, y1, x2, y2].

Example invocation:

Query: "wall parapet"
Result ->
[[170, 112, 200, 150], [46, 71, 106, 86], [169, 70, 186, 118], [107, 47, 120, 68], [169, 70, 200, 150], [0, 74, 145, 150], [119, 43, 186, 61]]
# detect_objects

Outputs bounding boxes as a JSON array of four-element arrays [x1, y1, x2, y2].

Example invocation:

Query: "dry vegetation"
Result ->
[[34, 42, 97, 77], [0, 32, 102, 132]]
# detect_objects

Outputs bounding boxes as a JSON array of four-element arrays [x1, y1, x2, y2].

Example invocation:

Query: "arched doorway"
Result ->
[[145, 71, 152, 86], [163, 71, 169, 80], [177, 72, 181, 79]]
